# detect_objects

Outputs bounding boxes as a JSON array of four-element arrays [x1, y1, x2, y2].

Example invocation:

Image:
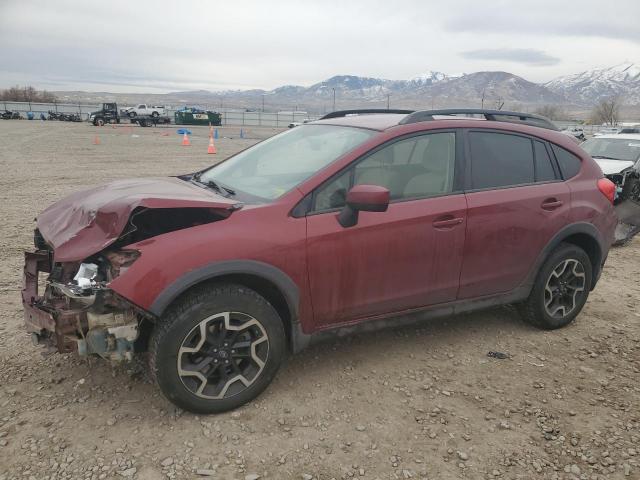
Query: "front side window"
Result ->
[[469, 132, 534, 189], [313, 132, 456, 211], [199, 125, 375, 200]]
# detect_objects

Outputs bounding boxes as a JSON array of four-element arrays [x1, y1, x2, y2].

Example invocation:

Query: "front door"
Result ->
[[305, 131, 467, 328]]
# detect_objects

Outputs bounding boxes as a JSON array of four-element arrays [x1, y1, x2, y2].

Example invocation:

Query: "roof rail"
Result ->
[[320, 109, 415, 120], [399, 109, 558, 131]]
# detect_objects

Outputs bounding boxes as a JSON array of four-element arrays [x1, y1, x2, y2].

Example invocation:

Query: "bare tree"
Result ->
[[534, 104, 566, 120], [0, 85, 58, 103], [590, 96, 621, 126]]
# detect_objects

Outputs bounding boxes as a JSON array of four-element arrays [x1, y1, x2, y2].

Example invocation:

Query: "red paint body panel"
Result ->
[[107, 197, 315, 331], [37, 177, 240, 262], [306, 194, 467, 327], [459, 182, 570, 298]]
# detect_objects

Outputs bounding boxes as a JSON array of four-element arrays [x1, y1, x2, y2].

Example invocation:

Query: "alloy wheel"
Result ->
[[177, 311, 269, 399], [543, 259, 586, 319]]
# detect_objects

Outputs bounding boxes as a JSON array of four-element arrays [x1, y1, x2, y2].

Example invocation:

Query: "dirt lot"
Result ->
[[0, 120, 638, 480]]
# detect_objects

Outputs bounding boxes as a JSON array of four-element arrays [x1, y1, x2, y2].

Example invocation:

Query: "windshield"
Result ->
[[581, 138, 640, 162], [198, 125, 375, 200]]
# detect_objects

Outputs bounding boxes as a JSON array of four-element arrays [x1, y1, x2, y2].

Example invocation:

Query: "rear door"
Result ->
[[458, 130, 570, 298]]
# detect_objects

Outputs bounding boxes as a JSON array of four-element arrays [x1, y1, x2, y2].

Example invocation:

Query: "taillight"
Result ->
[[597, 178, 616, 204]]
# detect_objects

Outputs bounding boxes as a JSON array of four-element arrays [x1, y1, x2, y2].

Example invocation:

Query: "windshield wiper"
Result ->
[[191, 173, 235, 197]]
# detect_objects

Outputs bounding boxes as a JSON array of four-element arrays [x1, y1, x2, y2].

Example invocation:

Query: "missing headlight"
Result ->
[[104, 249, 140, 278]]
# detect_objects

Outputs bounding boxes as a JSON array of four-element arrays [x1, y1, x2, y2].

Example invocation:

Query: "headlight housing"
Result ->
[[104, 249, 140, 278]]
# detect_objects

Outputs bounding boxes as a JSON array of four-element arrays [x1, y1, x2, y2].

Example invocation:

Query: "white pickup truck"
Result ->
[[125, 104, 166, 118]]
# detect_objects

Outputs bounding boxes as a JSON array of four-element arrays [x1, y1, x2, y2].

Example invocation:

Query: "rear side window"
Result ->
[[533, 141, 557, 182], [469, 132, 534, 189], [551, 145, 581, 179]]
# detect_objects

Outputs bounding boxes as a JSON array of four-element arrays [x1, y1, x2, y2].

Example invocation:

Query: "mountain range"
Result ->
[[53, 63, 640, 116]]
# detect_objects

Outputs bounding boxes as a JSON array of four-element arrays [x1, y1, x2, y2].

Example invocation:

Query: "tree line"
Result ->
[[534, 97, 622, 126], [0, 85, 58, 103]]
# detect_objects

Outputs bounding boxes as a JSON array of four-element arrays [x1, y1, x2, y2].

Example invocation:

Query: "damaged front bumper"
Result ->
[[22, 250, 143, 361], [607, 172, 640, 245]]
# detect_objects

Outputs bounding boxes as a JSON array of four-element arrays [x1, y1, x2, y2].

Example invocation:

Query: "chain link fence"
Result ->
[[1, 101, 320, 127]]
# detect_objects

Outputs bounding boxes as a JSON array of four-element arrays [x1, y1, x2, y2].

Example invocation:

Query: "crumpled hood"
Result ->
[[37, 177, 241, 262], [594, 158, 635, 175]]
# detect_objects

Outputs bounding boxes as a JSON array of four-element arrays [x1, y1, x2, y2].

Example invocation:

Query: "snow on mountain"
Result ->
[[408, 71, 450, 86], [100, 63, 640, 110], [546, 62, 640, 104]]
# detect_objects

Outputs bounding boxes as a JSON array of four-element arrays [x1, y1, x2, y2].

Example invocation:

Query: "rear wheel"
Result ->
[[95, 118, 105, 127], [149, 283, 286, 414], [518, 243, 592, 329], [128, 111, 137, 118]]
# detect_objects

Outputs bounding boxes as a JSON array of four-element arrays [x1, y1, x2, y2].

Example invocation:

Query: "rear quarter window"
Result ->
[[551, 144, 581, 179]]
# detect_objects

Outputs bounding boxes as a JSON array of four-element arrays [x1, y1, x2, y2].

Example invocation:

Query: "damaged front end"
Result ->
[[608, 171, 640, 245], [22, 244, 146, 360], [22, 176, 243, 360]]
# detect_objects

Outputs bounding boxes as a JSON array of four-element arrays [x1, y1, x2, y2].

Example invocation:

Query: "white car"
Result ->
[[125, 104, 166, 118], [581, 134, 640, 202], [582, 134, 640, 244], [594, 127, 620, 137], [561, 127, 586, 142]]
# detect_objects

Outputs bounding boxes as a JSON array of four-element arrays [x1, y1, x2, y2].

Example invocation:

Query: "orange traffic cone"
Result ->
[[182, 132, 191, 146], [93, 135, 101, 145], [207, 136, 216, 154]]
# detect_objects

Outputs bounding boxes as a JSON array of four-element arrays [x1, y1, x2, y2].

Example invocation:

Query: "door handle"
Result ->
[[541, 198, 563, 211], [432, 217, 464, 229]]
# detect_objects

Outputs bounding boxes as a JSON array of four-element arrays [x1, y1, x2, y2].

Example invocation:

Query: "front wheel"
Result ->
[[151, 111, 159, 117], [518, 243, 592, 329], [149, 283, 286, 414]]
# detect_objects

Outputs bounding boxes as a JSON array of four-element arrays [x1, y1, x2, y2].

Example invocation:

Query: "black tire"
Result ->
[[129, 111, 137, 118], [151, 111, 159, 117], [95, 118, 105, 127], [518, 243, 592, 329], [149, 283, 286, 414]]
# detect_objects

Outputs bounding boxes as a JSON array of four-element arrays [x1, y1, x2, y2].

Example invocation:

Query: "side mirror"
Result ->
[[338, 184, 390, 228]]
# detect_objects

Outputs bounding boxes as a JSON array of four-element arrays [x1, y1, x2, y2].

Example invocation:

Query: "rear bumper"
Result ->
[[22, 251, 80, 352]]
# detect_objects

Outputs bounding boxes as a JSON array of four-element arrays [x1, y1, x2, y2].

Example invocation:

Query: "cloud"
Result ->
[[0, 0, 638, 91], [444, 1, 640, 43], [460, 49, 560, 66]]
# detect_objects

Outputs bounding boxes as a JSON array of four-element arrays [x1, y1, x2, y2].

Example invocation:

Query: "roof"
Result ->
[[311, 109, 558, 132], [311, 113, 408, 130]]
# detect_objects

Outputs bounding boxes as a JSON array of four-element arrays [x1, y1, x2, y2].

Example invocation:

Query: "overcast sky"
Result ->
[[0, 0, 638, 93]]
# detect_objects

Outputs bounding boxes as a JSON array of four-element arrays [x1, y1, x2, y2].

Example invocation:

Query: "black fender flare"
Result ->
[[522, 222, 606, 291], [148, 260, 300, 322]]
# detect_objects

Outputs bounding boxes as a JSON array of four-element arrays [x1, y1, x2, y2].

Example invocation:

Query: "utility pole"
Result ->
[[386, 93, 391, 110], [262, 94, 265, 112], [332, 87, 336, 111]]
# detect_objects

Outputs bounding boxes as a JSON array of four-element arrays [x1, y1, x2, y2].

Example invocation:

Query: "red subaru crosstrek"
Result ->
[[23, 109, 617, 413]]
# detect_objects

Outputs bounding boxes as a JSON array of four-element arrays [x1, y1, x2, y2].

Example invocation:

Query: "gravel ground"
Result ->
[[0, 120, 638, 480]]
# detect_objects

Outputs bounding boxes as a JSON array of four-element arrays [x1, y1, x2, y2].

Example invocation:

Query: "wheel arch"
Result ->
[[148, 260, 300, 350], [525, 222, 605, 291]]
